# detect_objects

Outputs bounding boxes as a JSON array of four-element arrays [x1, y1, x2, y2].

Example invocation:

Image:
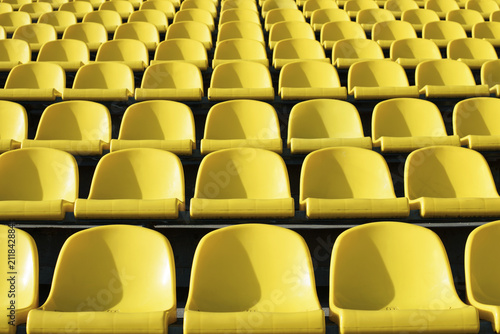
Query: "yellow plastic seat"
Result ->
[[0, 147, 77, 220], [220, 0, 259, 13], [481, 59, 500, 96], [128, 9, 168, 33], [425, 0, 460, 18], [36, 39, 89, 71], [38, 0, 69, 10], [465, 220, 500, 333], [113, 21, 160, 51], [173, 8, 215, 31], [0, 26, 5, 39], [446, 8, 484, 32], [151, 39, 208, 70], [184, 223, 324, 334], [140, 0, 175, 20], [447, 37, 497, 69], [348, 59, 419, 99], [95, 39, 148, 71], [321, 21, 366, 50], [332, 38, 385, 69], [330, 221, 480, 333], [115, 0, 143, 10], [110, 100, 196, 155], [38, 11, 77, 34], [264, 8, 305, 31], [310, 8, 349, 32], [356, 8, 396, 33], [63, 62, 134, 101], [390, 37, 442, 69], [300, 147, 408, 218], [190, 148, 295, 219], [74, 149, 184, 219], [62, 22, 107, 52], [0, 2, 12, 13], [0, 63, 65, 101], [216, 21, 264, 46], [12, 23, 57, 52], [135, 62, 203, 101], [1, 0, 30, 11], [0, 11, 31, 34], [279, 61, 347, 100], [268, 20, 315, 49], [422, 20, 468, 48], [19, 2, 52, 20], [201, 100, 282, 154], [165, 21, 212, 49], [466, 0, 499, 18], [490, 7, 500, 19], [98, 0, 134, 19], [0, 101, 27, 152], [272, 38, 328, 69], [261, 0, 298, 18], [288, 99, 371, 154], [0, 225, 38, 334], [27, 224, 177, 333], [371, 20, 417, 49], [208, 61, 274, 101], [218, 8, 261, 25], [453, 97, 500, 150], [180, 0, 217, 18], [405, 145, 500, 217], [22, 100, 111, 155], [384, 0, 419, 19], [416, 59, 490, 98], [303, 0, 338, 18], [372, 98, 460, 152], [0, 39, 31, 71], [82, 10, 122, 33], [472, 21, 500, 47], [58, 1, 94, 20], [344, 0, 378, 19], [78, 0, 105, 10], [401, 8, 440, 32], [213, 38, 268, 68]]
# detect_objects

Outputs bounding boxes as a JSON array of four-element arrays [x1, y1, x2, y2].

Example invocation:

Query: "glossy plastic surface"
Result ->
[[82, 10, 122, 33], [332, 38, 384, 68], [95, 39, 149, 71], [371, 20, 417, 49], [447, 37, 497, 69], [12, 23, 57, 52], [38, 11, 77, 33], [272, 38, 328, 69], [216, 21, 264, 45], [140, 0, 175, 20], [62, 22, 107, 52], [356, 8, 395, 32], [480, 59, 500, 96], [173, 8, 215, 31], [401, 8, 440, 32], [213, 38, 268, 68], [58, 1, 94, 20], [165, 20, 212, 49], [0, 100, 26, 152], [113, 21, 159, 51], [19, 2, 52, 20], [320, 20, 366, 50], [37, 39, 89, 71], [389, 37, 441, 68], [446, 9, 484, 32], [310, 8, 349, 31], [422, 20, 467, 48], [264, 8, 305, 31], [0, 11, 31, 33], [472, 21, 500, 47], [128, 9, 168, 33], [99, 0, 134, 19], [0, 39, 30, 71], [152, 38, 208, 70], [268, 20, 315, 49]]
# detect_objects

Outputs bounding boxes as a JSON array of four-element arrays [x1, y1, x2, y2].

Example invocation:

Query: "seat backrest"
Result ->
[[466, 0, 499, 14], [219, 8, 261, 25], [425, 0, 460, 12], [210, 61, 272, 88], [280, 61, 342, 88], [371, 20, 417, 41], [261, 0, 298, 17], [333, 38, 384, 60], [321, 21, 366, 42], [453, 97, 500, 137], [19, 2, 52, 17], [87, 148, 184, 201], [128, 8, 168, 28], [303, 0, 338, 13], [473, 20, 500, 39], [384, 0, 419, 13], [481, 59, 500, 88], [217, 21, 264, 43], [0, 100, 27, 143], [0, 147, 78, 201], [344, 0, 378, 12], [186, 224, 320, 313], [37, 39, 89, 63], [416, 59, 476, 88], [95, 39, 149, 63], [179, 0, 217, 17], [331, 222, 465, 310], [98, 0, 134, 15], [447, 37, 497, 61], [268, 21, 315, 44], [220, 0, 259, 12], [356, 7, 395, 24], [139, 0, 175, 18], [422, 20, 467, 40], [372, 98, 448, 140], [0, 2, 13, 13], [401, 8, 440, 25], [204, 100, 280, 140], [173, 7, 214, 27], [194, 148, 291, 199], [265, 7, 305, 29], [34, 100, 111, 142], [301, 147, 397, 201], [141, 62, 203, 89], [82, 9, 122, 29], [38, 10, 77, 28], [5, 62, 66, 91], [58, 1, 94, 15], [404, 146, 500, 199], [118, 100, 195, 143], [113, 21, 160, 45], [389, 37, 442, 61], [214, 38, 267, 60], [72, 62, 134, 91], [348, 60, 410, 91], [41, 224, 176, 315], [0, 39, 30, 63], [273, 38, 325, 59], [0, 11, 31, 28], [62, 22, 108, 44], [13, 23, 57, 44], [311, 8, 350, 26], [446, 8, 484, 26], [165, 21, 212, 47], [154, 38, 207, 62]]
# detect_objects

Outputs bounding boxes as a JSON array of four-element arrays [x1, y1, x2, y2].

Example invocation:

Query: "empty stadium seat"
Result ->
[[220, 0, 258, 13], [0, 39, 31, 71], [58, 1, 94, 20], [272, 38, 328, 69], [180, 0, 217, 18], [140, 0, 175, 20], [200, 99, 282, 154], [400, 8, 440, 32], [310, 8, 349, 32], [113, 21, 160, 51], [190, 148, 295, 219], [453, 97, 500, 150], [151, 38, 208, 70], [332, 38, 385, 69], [62, 62, 134, 101], [425, 0, 460, 18], [128, 8, 168, 33], [213, 38, 268, 68], [446, 8, 484, 32], [472, 21, 500, 47], [466, 0, 499, 18], [421, 20, 468, 48], [99, 0, 134, 19], [447, 37, 497, 69], [0, 62, 65, 101], [264, 7, 305, 31], [27, 225, 177, 333], [216, 21, 265, 45], [95, 39, 149, 71], [39, 0, 69, 9], [303, 0, 338, 18], [0, 9, 31, 34], [12, 23, 57, 52], [320, 21, 366, 50], [184, 223, 324, 334], [268, 21, 315, 49], [82, 10, 122, 33], [416, 59, 490, 98], [173, 8, 215, 31], [77, 0, 104, 10], [344, 0, 378, 19], [372, 98, 461, 152], [348, 59, 419, 99], [356, 8, 396, 32], [19, 2, 52, 20], [405, 145, 500, 217], [279, 61, 347, 100], [384, 0, 419, 18], [110, 100, 196, 154], [261, 0, 298, 18], [135, 62, 204, 101], [62, 22, 107, 52], [165, 21, 212, 49], [74, 148, 185, 219], [481, 59, 500, 96], [208, 61, 274, 101], [389, 37, 442, 69], [36, 39, 89, 71], [22, 100, 111, 155], [2, 0, 30, 11], [300, 147, 408, 218], [371, 20, 417, 49], [218, 8, 261, 25], [0, 101, 26, 153], [38, 10, 77, 34], [330, 221, 480, 333], [0, 2, 12, 13], [0, 147, 78, 220], [287, 99, 372, 154]]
